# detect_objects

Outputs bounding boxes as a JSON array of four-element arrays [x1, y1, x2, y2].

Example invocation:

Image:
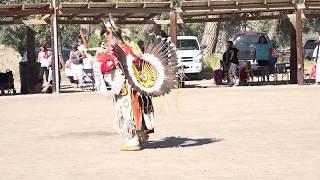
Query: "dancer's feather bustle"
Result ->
[[113, 36, 177, 97]]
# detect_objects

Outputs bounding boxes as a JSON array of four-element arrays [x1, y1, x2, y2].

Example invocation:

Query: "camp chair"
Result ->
[[275, 63, 289, 84]]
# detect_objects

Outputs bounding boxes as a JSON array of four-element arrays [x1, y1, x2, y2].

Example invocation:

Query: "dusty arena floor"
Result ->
[[1, 85, 320, 180]]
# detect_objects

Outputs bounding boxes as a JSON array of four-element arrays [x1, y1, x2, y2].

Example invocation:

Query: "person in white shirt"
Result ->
[[312, 41, 320, 83], [69, 44, 86, 87], [37, 46, 52, 82]]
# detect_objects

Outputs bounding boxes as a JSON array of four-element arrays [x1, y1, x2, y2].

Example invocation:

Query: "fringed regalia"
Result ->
[[99, 20, 177, 150]]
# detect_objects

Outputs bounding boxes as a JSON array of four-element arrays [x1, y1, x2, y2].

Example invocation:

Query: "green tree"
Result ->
[[59, 25, 81, 48], [34, 25, 51, 47], [0, 25, 27, 55], [177, 23, 205, 41]]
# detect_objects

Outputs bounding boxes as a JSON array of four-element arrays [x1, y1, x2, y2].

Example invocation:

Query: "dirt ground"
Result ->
[[1, 85, 320, 180]]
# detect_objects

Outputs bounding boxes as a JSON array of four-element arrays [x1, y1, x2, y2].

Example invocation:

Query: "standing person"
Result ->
[[226, 41, 239, 86], [69, 44, 86, 87], [222, 45, 230, 83], [312, 40, 320, 84], [255, 35, 272, 82], [37, 46, 52, 82]]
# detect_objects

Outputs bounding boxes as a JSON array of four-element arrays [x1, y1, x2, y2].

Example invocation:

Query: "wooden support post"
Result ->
[[50, 0, 60, 93], [295, 9, 304, 85], [170, 8, 177, 46], [290, 29, 298, 84], [26, 26, 38, 93], [50, 15, 56, 93]]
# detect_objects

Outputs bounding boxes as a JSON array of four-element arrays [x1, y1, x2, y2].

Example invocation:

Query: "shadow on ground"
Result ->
[[181, 78, 316, 89], [142, 136, 223, 149], [41, 131, 116, 140], [60, 84, 83, 93]]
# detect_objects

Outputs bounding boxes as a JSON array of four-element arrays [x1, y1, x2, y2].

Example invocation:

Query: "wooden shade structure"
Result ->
[[1, 0, 320, 92], [0, 1, 320, 25]]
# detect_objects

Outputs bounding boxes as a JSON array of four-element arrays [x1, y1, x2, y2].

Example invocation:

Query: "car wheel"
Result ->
[[0, 89, 5, 96]]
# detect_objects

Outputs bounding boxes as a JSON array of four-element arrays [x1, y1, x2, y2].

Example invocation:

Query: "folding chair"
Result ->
[[275, 63, 289, 84], [269, 61, 277, 83], [304, 69, 313, 85]]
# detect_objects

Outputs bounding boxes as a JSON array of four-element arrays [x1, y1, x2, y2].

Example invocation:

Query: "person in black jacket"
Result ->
[[225, 41, 239, 86]]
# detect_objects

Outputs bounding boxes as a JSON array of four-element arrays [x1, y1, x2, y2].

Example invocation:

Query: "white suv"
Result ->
[[176, 36, 204, 75]]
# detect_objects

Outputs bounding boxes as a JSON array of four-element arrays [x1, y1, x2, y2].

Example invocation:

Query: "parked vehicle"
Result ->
[[304, 39, 317, 60], [233, 31, 276, 63], [176, 36, 205, 79]]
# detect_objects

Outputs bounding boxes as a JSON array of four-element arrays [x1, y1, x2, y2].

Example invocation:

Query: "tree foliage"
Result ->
[[0, 25, 27, 55], [1, 0, 320, 54], [177, 23, 205, 41]]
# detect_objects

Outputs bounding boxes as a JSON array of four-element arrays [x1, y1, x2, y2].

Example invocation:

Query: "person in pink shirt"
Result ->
[[37, 46, 52, 82]]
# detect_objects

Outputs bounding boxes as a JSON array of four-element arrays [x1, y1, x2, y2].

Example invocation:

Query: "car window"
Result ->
[[177, 39, 199, 50], [234, 34, 270, 51], [304, 41, 316, 49], [235, 35, 260, 45]]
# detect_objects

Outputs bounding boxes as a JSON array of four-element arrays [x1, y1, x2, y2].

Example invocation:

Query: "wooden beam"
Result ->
[[10, 4, 24, 11], [65, 19, 154, 25], [13, 15, 30, 20], [153, 19, 184, 24], [41, 14, 51, 20], [59, 7, 169, 15], [31, 4, 51, 10], [0, 9, 52, 16], [0, 19, 49, 25], [181, 4, 296, 12], [144, 13, 158, 21], [93, 13, 106, 23], [183, 14, 285, 23], [305, 2, 320, 9], [117, 20, 154, 24], [4, 12, 320, 25], [57, 20, 99, 24], [68, 13, 80, 19], [118, 13, 134, 21], [95, 13, 106, 19]]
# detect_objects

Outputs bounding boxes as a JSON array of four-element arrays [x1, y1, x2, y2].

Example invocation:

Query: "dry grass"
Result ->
[[203, 54, 221, 71]]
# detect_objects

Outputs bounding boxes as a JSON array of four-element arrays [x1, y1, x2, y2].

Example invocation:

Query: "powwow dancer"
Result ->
[[98, 20, 177, 151]]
